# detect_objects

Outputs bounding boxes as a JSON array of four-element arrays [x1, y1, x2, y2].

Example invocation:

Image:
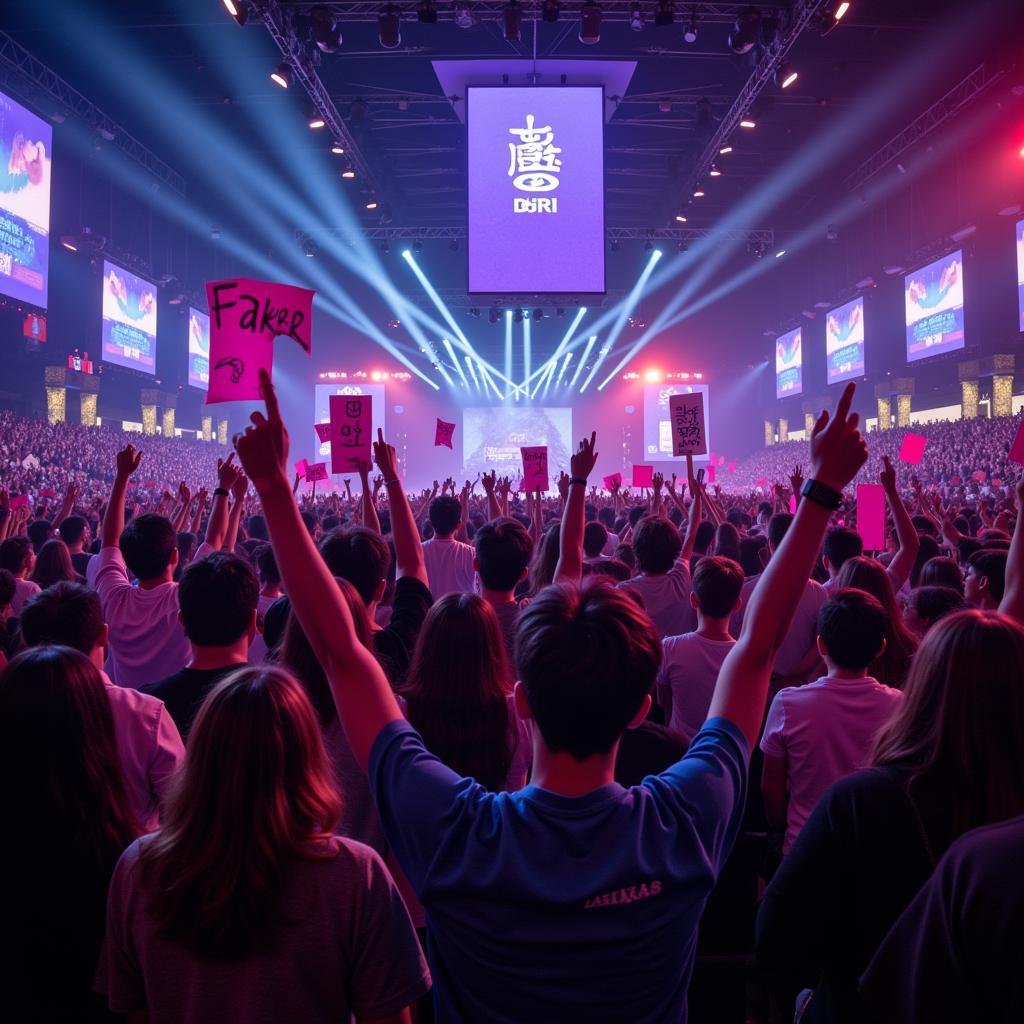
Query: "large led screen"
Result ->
[[826, 296, 865, 385], [1016, 218, 1024, 333], [463, 407, 573, 481], [313, 383, 385, 463], [101, 260, 157, 373], [775, 327, 802, 400], [187, 307, 210, 391], [0, 90, 52, 307], [905, 250, 964, 363], [642, 383, 711, 462], [467, 86, 605, 294]]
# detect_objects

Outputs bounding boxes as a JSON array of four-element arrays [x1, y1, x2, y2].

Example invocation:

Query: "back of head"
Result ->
[[835, 555, 899, 615], [597, 507, 616, 530], [613, 543, 635, 570], [119, 513, 176, 581], [58, 515, 89, 547], [968, 549, 1008, 602], [584, 558, 632, 583], [693, 556, 744, 619], [908, 585, 968, 630], [726, 508, 751, 531], [738, 535, 767, 578], [693, 519, 715, 555], [141, 666, 340, 958], [633, 515, 682, 574], [0, 536, 32, 576], [246, 514, 268, 541], [911, 514, 937, 537], [873, 610, 1024, 834], [910, 535, 941, 586], [255, 542, 280, 587], [27, 518, 53, 553], [817, 587, 887, 671], [31, 539, 77, 589], [178, 552, 258, 647], [319, 526, 391, 606], [516, 578, 661, 760], [474, 517, 532, 592], [529, 524, 561, 595], [767, 513, 793, 551], [823, 527, 864, 573], [428, 495, 462, 537], [21, 582, 103, 655], [583, 520, 608, 558], [918, 556, 964, 593], [628, 505, 648, 529], [713, 522, 742, 563]]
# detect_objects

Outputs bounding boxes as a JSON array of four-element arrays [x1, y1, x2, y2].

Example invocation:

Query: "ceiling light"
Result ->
[[777, 63, 798, 89], [774, 250, 786, 258], [675, 214, 687, 222], [60, 238, 78, 252], [223, 0, 249, 27], [728, 6, 761, 54], [413, 239, 423, 254], [270, 63, 291, 89], [834, 2, 850, 20], [629, 3, 643, 30], [379, 6, 401, 48], [708, 165, 721, 176], [331, 143, 345, 155], [739, 118, 756, 128], [365, 198, 378, 210], [308, 116, 326, 129], [683, 7, 698, 42], [455, 5, 474, 27], [693, 189, 704, 197], [503, 1, 522, 41], [542, 0, 560, 23], [654, 0, 675, 28], [341, 164, 355, 179], [719, 143, 733, 154], [311, 5, 343, 52], [579, 1, 602, 44]]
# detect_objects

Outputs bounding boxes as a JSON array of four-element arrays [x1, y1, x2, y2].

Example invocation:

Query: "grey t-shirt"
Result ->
[[96, 835, 430, 1024]]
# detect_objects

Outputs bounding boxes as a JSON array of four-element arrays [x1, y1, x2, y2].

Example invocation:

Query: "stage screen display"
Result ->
[[0, 90, 52, 307], [101, 260, 157, 373], [642, 383, 711, 462], [467, 86, 605, 295], [313, 383, 385, 465], [775, 327, 802, 400], [462, 407, 573, 482], [905, 250, 964, 363], [187, 307, 209, 391], [1016, 218, 1024, 333], [825, 296, 865, 385]]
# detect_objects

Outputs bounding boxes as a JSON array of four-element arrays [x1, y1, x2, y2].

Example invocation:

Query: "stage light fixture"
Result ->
[[503, 1, 522, 41], [455, 5, 474, 28], [417, 0, 438, 24], [675, 214, 687, 222], [774, 249, 786, 258], [834, 2, 850, 20], [223, 0, 249, 27], [719, 143, 733, 154], [379, 6, 401, 48], [693, 189, 704, 197], [777, 64, 798, 89], [447, 240, 458, 252], [683, 7, 698, 42], [413, 239, 423, 254], [270, 63, 291, 89], [654, 1, 675, 28], [331, 143, 345, 154], [610, 238, 620, 252], [542, 0, 560, 22], [728, 6, 760, 54], [489, 307, 501, 323], [739, 117, 756, 128], [311, 6, 343, 52], [341, 163, 355, 179], [579, 1, 602, 45], [308, 115, 326, 129], [365, 198, 378, 210], [629, 4, 643, 30], [676, 241, 688, 252], [380, 240, 391, 255], [643, 240, 654, 252], [60, 238, 78, 252], [514, 308, 524, 323], [533, 308, 544, 321], [695, 96, 713, 131], [708, 165, 721, 176], [469, 308, 480, 318], [644, 369, 663, 383]]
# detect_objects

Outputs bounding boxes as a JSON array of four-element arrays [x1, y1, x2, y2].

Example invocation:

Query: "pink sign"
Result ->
[[727, 460, 736, 473], [898, 433, 928, 465], [9, 495, 28, 509], [707, 464, 716, 483], [1010, 419, 1024, 465], [520, 446, 549, 491], [856, 484, 887, 550], [789, 494, 797, 514], [313, 422, 332, 443], [632, 465, 654, 488], [329, 394, 372, 474], [204, 278, 315, 404], [602, 472, 622, 490], [295, 459, 308, 479], [305, 462, 329, 483], [973, 470, 988, 482], [756, 478, 768, 488], [435, 418, 456, 449]]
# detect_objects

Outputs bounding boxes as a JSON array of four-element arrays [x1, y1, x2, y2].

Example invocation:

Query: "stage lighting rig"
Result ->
[[513, 309, 524, 323], [776, 63, 799, 89], [223, 0, 248, 27], [629, 4, 643, 31], [455, 5, 475, 28], [489, 307, 501, 323], [379, 6, 401, 48], [270, 63, 291, 89], [683, 7, 698, 42], [311, 6, 343, 52], [503, 1, 523, 42], [654, 1, 675, 29], [417, 0, 438, 25], [579, 1, 602, 45], [542, 0, 560, 23], [727, 7, 760, 55]]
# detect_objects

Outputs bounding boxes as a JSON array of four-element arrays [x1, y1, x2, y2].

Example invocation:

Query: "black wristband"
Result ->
[[569, 477, 588, 488], [213, 487, 229, 497], [800, 478, 842, 511]]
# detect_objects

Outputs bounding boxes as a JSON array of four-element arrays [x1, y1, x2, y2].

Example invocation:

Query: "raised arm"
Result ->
[[679, 486, 703, 566], [553, 432, 598, 586], [707, 382, 868, 750], [357, 460, 381, 536], [223, 474, 248, 552], [373, 430, 428, 588], [481, 472, 501, 521], [234, 370, 401, 768], [651, 472, 665, 516], [53, 482, 78, 530], [999, 477, 1024, 624], [171, 482, 192, 533], [880, 455, 920, 590], [203, 455, 241, 551], [102, 446, 143, 549]]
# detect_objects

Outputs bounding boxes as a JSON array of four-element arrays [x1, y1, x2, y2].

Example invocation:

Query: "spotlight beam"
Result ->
[[578, 343, 612, 393], [442, 338, 470, 388], [517, 306, 588, 392], [530, 360, 557, 400], [569, 336, 597, 389], [478, 363, 506, 401], [554, 350, 574, 389], [464, 355, 482, 393]]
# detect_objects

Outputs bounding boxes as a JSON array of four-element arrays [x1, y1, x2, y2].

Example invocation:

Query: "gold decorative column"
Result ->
[[161, 408, 175, 436], [44, 366, 67, 425], [876, 397, 892, 431], [217, 418, 229, 446], [993, 375, 1013, 418], [79, 374, 100, 426], [80, 393, 97, 426], [961, 380, 979, 419], [764, 419, 774, 447], [778, 417, 789, 443], [890, 377, 915, 428], [201, 415, 213, 442], [804, 411, 815, 434], [140, 388, 159, 436]]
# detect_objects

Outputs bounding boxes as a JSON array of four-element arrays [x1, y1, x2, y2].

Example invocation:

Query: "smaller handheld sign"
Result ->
[[602, 472, 622, 491], [727, 460, 736, 473], [39, 488, 56, 499], [708, 464, 716, 483], [1010, 419, 1024, 465], [305, 462, 328, 483], [295, 459, 309, 479], [632, 465, 654, 488], [668, 391, 708, 457], [435, 418, 456, 449], [313, 422, 332, 443], [9, 495, 29, 509], [898, 433, 928, 465], [856, 484, 887, 550], [329, 394, 372, 474], [520, 446, 549, 491], [972, 470, 987, 482]]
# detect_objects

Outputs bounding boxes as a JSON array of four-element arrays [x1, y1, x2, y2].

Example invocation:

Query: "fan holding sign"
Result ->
[[669, 392, 708, 457]]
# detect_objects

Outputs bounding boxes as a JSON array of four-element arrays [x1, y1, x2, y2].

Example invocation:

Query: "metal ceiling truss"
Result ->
[[296, 225, 773, 243]]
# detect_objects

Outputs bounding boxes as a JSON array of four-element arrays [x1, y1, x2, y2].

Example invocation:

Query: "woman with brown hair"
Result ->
[[1, 646, 139, 1021], [31, 537, 82, 588], [756, 610, 1024, 1024], [96, 666, 429, 1023]]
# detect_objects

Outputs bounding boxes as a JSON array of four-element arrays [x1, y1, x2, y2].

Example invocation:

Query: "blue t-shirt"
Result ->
[[369, 716, 748, 1023]]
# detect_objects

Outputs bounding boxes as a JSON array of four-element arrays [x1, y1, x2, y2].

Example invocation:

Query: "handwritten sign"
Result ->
[[856, 484, 887, 550], [632, 465, 653, 488], [898, 433, 928, 465], [313, 422, 332, 443], [305, 462, 328, 483], [435, 418, 456, 449], [1010, 419, 1024, 465], [295, 459, 308, 479], [602, 472, 622, 491], [204, 277, 315, 404], [329, 394, 372, 474], [520, 446, 549, 492], [668, 392, 707, 457]]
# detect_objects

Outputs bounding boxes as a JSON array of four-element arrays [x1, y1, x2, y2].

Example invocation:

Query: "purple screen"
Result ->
[[467, 86, 605, 294], [775, 327, 802, 399], [904, 250, 964, 363]]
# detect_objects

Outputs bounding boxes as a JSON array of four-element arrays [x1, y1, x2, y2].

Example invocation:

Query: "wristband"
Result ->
[[383, 478, 400, 488], [800, 478, 842, 511], [213, 487, 229, 498], [569, 477, 588, 488]]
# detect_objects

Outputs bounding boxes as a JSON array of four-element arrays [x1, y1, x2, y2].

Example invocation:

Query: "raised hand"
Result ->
[[557, 470, 570, 501], [482, 470, 496, 493], [789, 463, 804, 496], [879, 454, 897, 492], [808, 382, 868, 493], [233, 368, 290, 493], [217, 452, 243, 491], [569, 431, 599, 481], [231, 472, 249, 502], [372, 428, 399, 483], [115, 444, 143, 479], [667, 473, 677, 497], [652, 471, 664, 492]]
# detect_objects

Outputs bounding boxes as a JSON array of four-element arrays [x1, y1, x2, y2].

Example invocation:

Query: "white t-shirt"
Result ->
[[760, 674, 903, 851], [617, 563, 697, 639], [731, 575, 828, 677], [421, 537, 477, 597], [11, 577, 40, 616], [602, 530, 620, 556], [658, 632, 735, 741]]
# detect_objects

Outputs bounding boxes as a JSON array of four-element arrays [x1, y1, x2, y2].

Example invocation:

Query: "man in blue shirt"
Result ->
[[236, 370, 868, 1022]]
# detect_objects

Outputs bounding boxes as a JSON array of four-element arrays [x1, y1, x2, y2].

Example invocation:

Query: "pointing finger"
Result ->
[[258, 368, 282, 425]]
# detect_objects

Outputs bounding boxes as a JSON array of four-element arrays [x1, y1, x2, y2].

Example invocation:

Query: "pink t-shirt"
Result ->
[[617, 562, 697, 639], [657, 632, 735, 741], [11, 577, 40, 616], [421, 537, 477, 597], [760, 674, 903, 851]]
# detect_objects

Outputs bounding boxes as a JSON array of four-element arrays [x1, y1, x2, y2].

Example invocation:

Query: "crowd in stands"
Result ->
[[2, 382, 1024, 1023]]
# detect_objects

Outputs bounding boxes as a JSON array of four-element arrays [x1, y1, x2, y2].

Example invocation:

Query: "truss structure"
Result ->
[[296, 224, 773, 243]]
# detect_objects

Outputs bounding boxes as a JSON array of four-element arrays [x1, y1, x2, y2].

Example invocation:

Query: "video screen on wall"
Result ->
[[313, 383, 385, 463], [0, 90, 52, 307], [101, 260, 157, 373], [826, 296, 865, 385], [463, 407, 573, 481], [642, 382, 711, 462], [187, 307, 209, 391], [905, 250, 964, 363], [775, 327, 802, 399], [1016, 218, 1024, 333], [467, 86, 605, 295]]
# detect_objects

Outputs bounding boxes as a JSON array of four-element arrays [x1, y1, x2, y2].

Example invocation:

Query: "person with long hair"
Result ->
[[401, 593, 531, 792], [31, 537, 82, 588], [1, 646, 139, 1021], [756, 611, 1024, 1024], [528, 522, 560, 596], [835, 555, 918, 687], [96, 666, 430, 1022]]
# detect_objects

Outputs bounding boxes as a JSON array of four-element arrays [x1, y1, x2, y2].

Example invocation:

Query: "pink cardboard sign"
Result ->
[[295, 459, 309, 479], [435, 418, 456, 449], [973, 470, 987, 482], [668, 392, 708, 457], [329, 394, 372, 474], [856, 484, 887, 550], [632, 465, 654, 488], [1010, 419, 1024, 465], [727, 460, 736, 473], [305, 462, 328, 483], [313, 421, 332, 443], [898, 433, 928, 465], [602, 472, 622, 491], [9, 495, 28, 509], [520, 446, 549, 491], [204, 278, 315, 404]]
